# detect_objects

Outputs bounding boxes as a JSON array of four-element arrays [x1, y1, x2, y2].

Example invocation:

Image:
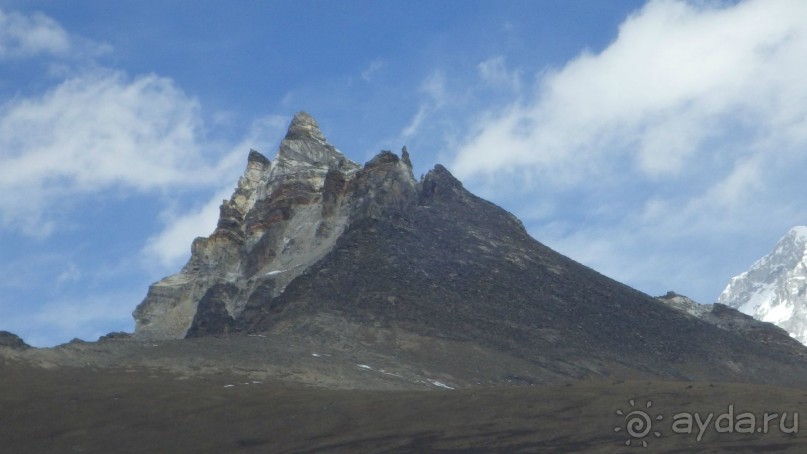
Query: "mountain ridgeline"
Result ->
[[132, 112, 807, 385]]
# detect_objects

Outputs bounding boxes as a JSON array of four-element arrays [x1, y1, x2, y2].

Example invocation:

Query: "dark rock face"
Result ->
[[133, 112, 807, 385], [98, 331, 131, 342], [186, 284, 238, 337], [235, 161, 807, 383], [0, 331, 29, 349]]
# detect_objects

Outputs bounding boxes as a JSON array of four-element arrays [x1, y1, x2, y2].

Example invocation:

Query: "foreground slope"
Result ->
[[2, 356, 806, 453]]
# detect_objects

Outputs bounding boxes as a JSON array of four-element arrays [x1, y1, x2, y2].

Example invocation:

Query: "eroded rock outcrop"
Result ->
[[134, 112, 423, 340], [133, 112, 363, 339]]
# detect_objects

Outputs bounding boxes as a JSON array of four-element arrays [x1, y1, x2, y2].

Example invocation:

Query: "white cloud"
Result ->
[[452, 0, 807, 182], [0, 7, 107, 61], [142, 188, 230, 269], [447, 0, 807, 303], [0, 7, 71, 59], [0, 69, 225, 235]]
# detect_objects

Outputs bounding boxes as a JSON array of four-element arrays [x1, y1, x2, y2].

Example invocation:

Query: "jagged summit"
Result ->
[[132, 112, 807, 386], [134, 113, 407, 339]]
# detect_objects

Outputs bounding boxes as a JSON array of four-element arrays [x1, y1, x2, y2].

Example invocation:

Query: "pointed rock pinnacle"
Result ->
[[284, 111, 326, 142], [275, 111, 359, 172]]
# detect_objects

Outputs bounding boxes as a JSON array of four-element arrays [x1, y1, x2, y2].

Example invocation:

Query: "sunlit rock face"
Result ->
[[718, 227, 807, 345], [133, 112, 363, 339]]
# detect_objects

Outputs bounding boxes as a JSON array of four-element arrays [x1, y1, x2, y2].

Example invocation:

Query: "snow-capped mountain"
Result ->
[[718, 226, 807, 344]]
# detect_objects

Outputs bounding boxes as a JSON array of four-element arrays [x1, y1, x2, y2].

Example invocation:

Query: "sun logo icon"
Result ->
[[614, 399, 663, 447]]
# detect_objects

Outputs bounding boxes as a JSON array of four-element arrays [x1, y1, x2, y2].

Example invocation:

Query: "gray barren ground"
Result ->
[[2, 356, 806, 453]]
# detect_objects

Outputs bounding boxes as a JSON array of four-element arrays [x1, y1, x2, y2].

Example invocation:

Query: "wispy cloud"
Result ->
[[0, 7, 107, 60], [477, 56, 522, 92], [401, 70, 448, 139], [56, 262, 82, 285], [360, 58, 384, 82], [0, 70, 221, 235], [0, 7, 70, 59], [0, 7, 252, 237], [142, 188, 230, 269]]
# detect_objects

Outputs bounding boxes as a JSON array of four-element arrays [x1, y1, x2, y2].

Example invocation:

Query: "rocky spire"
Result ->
[[284, 111, 326, 142], [401, 145, 412, 168], [274, 111, 359, 174]]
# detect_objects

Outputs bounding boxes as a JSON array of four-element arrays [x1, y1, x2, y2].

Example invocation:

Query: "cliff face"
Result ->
[[133, 112, 363, 339], [134, 112, 420, 340]]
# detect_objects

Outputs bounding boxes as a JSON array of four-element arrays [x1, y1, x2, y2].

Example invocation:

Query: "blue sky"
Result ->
[[3, 0, 807, 347]]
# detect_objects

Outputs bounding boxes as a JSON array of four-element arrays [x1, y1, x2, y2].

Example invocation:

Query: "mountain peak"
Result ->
[[285, 111, 326, 142], [719, 225, 807, 344], [274, 111, 358, 173], [788, 225, 807, 244]]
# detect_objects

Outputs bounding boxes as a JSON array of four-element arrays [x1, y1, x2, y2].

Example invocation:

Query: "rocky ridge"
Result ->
[[658, 291, 805, 355], [0, 331, 29, 350]]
